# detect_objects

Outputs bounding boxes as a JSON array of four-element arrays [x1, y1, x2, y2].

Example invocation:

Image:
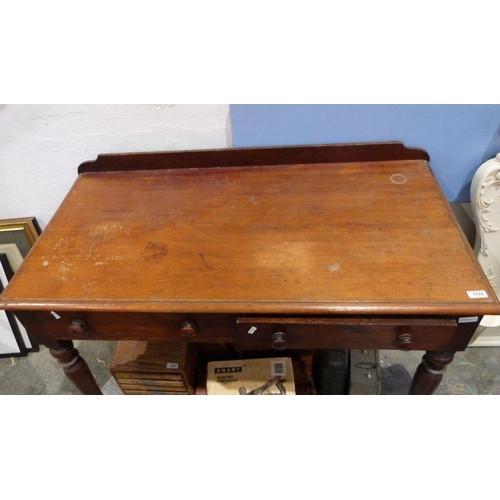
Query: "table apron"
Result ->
[[14, 311, 472, 352]]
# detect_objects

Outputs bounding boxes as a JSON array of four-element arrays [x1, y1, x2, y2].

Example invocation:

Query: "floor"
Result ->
[[2, 339, 500, 395]]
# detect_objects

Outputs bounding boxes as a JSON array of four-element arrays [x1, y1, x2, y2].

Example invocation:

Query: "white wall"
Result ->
[[0, 104, 232, 229]]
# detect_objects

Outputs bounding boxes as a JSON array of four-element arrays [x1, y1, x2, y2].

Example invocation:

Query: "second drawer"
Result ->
[[236, 316, 459, 351]]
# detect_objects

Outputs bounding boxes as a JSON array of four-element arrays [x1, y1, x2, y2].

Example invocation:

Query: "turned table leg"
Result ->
[[408, 350, 455, 395], [47, 340, 103, 395]]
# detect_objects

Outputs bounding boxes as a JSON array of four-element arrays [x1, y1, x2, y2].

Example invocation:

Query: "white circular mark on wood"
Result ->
[[390, 174, 408, 184], [328, 262, 341, 272], [42, 261, 50, 267]]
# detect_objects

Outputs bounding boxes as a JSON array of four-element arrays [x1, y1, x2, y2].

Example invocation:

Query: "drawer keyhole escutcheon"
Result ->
[[68, 319, 88, 336], [180, 320, 197, 338], [271, 331, 288, 350]]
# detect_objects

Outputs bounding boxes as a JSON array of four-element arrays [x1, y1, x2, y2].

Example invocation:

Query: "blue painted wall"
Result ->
[[229, 104, 500, 202]]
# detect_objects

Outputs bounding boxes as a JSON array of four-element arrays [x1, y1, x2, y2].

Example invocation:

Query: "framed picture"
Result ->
[[0, 217, 41, 271], [0, 217, 41, 357]]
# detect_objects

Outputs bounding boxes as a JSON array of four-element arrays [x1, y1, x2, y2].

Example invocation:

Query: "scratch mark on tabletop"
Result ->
[[90, 224, 124, 238], [81, 280, 99, 291], [199, 253, 216, 270], [264, 206, 277, 219], [84, 242, 97, 262], [290, 204, 303, 218]]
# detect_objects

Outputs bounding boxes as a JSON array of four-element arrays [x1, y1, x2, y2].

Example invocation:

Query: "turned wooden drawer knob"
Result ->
[[271, 332, 288, 350], [397, 332, 415, 350], [180, 320, 197, 337], [68, 319, 88, 336]]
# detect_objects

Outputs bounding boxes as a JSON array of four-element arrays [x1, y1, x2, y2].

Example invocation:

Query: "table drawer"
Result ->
[[236, 317, 460, 351], [17, 311, 237, 344]]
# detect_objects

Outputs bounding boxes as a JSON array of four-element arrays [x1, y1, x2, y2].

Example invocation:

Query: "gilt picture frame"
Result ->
[[0, 217, 41, 270]]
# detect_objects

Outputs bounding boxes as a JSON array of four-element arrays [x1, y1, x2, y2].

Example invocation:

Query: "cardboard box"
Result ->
[[206, 357, 295, 395]]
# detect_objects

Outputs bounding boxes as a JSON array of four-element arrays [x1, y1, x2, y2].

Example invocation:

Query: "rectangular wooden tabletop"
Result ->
[[2, 155, 499, 316]]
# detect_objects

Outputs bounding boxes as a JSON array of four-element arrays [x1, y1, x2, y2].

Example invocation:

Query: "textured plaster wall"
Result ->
[[0, 104, 232, 229]]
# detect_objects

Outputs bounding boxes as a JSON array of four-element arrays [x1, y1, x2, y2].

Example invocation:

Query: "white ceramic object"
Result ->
[[470, 153, 500, 342]]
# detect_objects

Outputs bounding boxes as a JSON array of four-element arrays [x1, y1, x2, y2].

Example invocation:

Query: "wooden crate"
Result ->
[[110, 341, 198, 395]]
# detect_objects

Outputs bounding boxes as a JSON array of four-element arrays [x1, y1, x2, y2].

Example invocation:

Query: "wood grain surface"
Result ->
[[2, 156, 498, 316]]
